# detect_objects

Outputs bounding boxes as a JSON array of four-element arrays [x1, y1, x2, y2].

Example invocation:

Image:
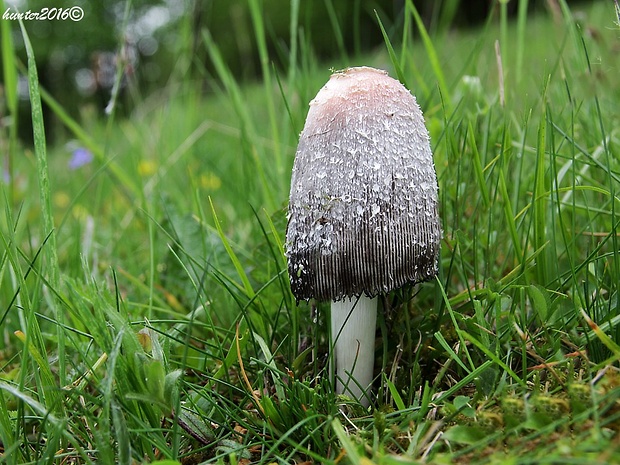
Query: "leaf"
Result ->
[[528, 284, 549, 322], [164, 369, 183, 409], [260, 395, 285, 431], [177, 408, 215, 445], [216, 438, 252, 459], [332, 418, 365, 464], [453, 396, 476, 418], [453, 395, 471, 411], [254, 332, 286, 401], [442, 425, 487, 445], [144, 360, 167, 405], [111, 401, 131, 465], [385, 377, 406, 411]]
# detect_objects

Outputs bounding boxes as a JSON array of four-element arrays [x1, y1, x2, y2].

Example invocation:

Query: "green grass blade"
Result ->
[[499, 0, 508, 77], [209, 198, 255, 299], [459, 330, 527, 388], [18, 20, 59, 290], [254, 332, 286, 401], [557, 0, 587, 72], [288, 0, 300, 82], [385, 377, 407, 411], [434, 331, 472, 373], [433, 360, 496, 403], [0, 4, 17, 116], [374, 10, 407, 86], [324, 0, 348, 65], [18, 18, 67, 390], [406, 0, 451, 108], [332, 418, 364, 463], [436, 278, 476, 370], [273, 64, 298, 136], [248, 0, 284, 185], [581, 309, 620, 359], [0, 0, 18, 198], [112, 401, 132, 465], [498, 151, 524, 259], [399, 0, 411, 66], [533, 94, 549, 285], [467, 122, 490, 209], [0, 390, 16, 462], [515, 0, 529, 84]]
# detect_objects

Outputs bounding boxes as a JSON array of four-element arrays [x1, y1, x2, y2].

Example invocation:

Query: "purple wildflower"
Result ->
[[69, 147, 94, 170]]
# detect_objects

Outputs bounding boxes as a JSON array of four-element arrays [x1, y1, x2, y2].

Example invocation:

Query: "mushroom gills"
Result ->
[[330, 294, 377, 406]]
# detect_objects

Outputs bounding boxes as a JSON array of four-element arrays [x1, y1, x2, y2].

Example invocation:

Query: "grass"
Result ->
[[1, 0, 620, 463]]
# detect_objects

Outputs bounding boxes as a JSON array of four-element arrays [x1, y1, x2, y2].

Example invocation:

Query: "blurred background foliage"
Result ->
[[1, 0, 594, 143]]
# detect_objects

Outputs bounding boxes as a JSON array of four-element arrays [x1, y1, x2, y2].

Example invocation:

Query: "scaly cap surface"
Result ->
[[286, 67, 441, 301]]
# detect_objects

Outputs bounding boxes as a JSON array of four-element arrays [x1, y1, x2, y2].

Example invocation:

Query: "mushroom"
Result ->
[[286, 66, 441, 406]]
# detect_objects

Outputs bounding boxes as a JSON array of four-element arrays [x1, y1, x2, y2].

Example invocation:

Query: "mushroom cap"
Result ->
[[286, 66, 441, 302]]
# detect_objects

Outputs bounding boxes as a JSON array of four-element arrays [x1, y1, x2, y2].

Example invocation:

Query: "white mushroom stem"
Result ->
[[330, 295, 377, 406]]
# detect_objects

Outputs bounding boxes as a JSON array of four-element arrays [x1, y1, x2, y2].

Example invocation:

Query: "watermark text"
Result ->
[[2, 6, 84, 22]]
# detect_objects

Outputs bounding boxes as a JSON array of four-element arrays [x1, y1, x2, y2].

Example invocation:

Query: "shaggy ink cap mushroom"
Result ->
[[286, 66, 441, 302]]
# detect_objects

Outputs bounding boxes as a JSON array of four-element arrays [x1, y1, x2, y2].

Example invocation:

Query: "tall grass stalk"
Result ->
[[18, 19, 67, 391], [405, 0, 451, 107], [248, 0, 284, 189], [375, 11, 407, 86], [287, 0, 300, 83], [0, 0, 18, 202], [532, 86, 549, 285], [499, 0, 508, 76], [323, 0, 348, 64], [515, 0, 529, 84]]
